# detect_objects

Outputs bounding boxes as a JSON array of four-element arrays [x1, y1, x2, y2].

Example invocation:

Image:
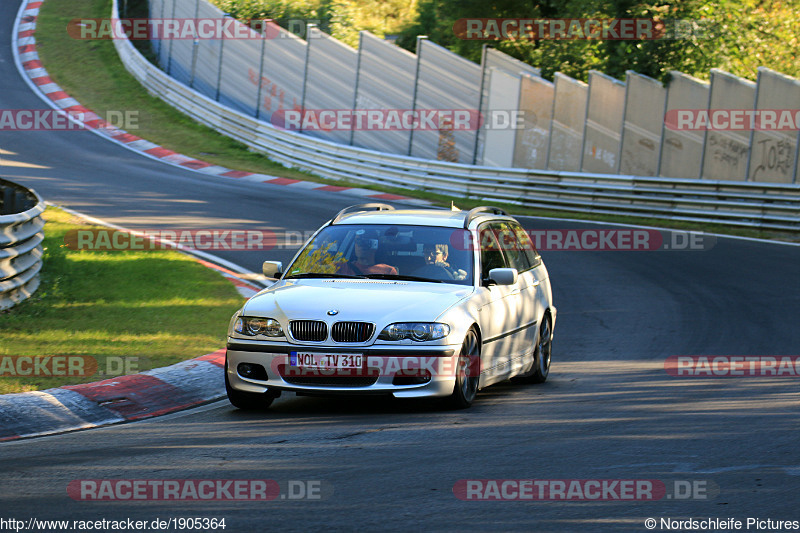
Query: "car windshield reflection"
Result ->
[[284, 224, 473, 285]]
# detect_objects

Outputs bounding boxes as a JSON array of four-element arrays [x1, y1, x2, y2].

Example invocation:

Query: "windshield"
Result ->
[[284, 224, 474, 286]]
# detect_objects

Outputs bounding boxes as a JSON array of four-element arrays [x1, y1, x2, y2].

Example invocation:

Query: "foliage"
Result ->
[[288, 243, 347, 274], [210, 0, 418, 46], [396, 0, 800, 83]]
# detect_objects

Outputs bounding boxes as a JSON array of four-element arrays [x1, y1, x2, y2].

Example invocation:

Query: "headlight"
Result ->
[[234, 316, 284, 337], [378, 322, 450, 342]]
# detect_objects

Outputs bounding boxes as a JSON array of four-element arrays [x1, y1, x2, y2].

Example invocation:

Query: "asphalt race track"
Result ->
[[2, 1, 800, 531]]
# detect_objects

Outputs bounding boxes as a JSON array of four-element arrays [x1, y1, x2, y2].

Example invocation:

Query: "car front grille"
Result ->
[[332, 322, 375, 343], [289, 320, 328, 342]]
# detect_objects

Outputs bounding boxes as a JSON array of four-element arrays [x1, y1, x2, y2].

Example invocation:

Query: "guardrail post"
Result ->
[[407, 35, 427, 157], [698, 73, 715, 180], [215, 13, 231, 102], [578, 75, 591, 171], [617, 76, 629, 175], [298, 23, 316, 134], [189, 38, 199, 88], [655, 77, 669, 178], [794, 132, 800, 184], [544, 78, 557, 170], [743, 70, 762, 182], [472, 44, 488, 165], [153, 0, 166, 64], [188, 0, 200, 88], [166, 0, 177, 75], [254, 19, 270, 120], [349, 31, 365, 146]]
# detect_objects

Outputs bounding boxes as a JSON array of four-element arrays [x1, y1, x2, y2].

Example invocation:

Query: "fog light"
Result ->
[[392, 371, 432, 386], [237, 363, 268, 381]]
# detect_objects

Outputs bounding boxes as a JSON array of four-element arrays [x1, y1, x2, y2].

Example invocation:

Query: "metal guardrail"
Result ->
[[113, 0, 800, 232], [0, 178, 45, 311]]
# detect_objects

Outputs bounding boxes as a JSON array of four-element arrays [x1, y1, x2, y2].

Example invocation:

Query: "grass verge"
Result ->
[[32, 0, 797, 242], [0, 207, 243, 394]]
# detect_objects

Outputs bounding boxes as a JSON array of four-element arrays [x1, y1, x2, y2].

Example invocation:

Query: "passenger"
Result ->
[[339, 231, 398, 276]]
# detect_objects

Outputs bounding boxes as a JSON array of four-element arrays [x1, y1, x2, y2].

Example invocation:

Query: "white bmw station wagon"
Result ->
[[225, 204, 556, 409]]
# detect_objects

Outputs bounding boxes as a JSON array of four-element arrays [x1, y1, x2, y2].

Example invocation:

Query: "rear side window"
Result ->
[[511, 223, 541, 268]]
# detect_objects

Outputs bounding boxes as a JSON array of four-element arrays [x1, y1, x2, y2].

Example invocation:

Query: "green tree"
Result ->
[[397, 0, 800, 83]]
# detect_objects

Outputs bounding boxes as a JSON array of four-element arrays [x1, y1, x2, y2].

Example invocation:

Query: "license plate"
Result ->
[[290, 351, 363, 370]]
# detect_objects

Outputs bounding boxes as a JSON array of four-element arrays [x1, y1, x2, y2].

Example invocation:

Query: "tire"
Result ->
[[225, 363, 275, 410], [447, 328, 480, 409], [529, 314, 552, 384]]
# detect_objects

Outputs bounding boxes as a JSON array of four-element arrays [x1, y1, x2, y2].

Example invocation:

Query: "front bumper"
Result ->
[[225, 340, 462, 398]]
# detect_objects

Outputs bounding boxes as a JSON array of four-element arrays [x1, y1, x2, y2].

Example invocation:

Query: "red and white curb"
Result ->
[[13, 0, 429, 206], [196, 258, 262, 300], [0, 350, 227, 442]]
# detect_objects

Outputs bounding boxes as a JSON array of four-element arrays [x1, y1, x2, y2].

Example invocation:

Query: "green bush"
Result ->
[[396, 0, 799, 83]]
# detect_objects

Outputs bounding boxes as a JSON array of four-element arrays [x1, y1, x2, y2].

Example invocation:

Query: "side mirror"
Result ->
[[488, 268, 518, 286], [262, 260, 283, 279]]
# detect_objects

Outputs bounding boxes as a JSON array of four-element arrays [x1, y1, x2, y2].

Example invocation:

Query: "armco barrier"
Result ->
[[111, 0, 800, 232], [0, 178, 45, 311]]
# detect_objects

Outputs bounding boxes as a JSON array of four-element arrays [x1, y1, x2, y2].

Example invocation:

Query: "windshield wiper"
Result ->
[[363, 273, 444, 283], [284, 272, 367, 280]]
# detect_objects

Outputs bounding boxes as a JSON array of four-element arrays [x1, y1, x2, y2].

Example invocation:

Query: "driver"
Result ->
[[423, 244, 467, 280], [339, 230, 398, 276]]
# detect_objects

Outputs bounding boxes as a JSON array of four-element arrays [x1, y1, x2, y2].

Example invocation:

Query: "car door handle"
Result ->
[[531, 279, 540, 287], [510, 288, 521, 295]]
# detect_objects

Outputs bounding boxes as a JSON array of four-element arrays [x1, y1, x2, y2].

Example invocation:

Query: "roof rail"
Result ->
[[332, 203, 395, 224], [463, 206, 508, 228]]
